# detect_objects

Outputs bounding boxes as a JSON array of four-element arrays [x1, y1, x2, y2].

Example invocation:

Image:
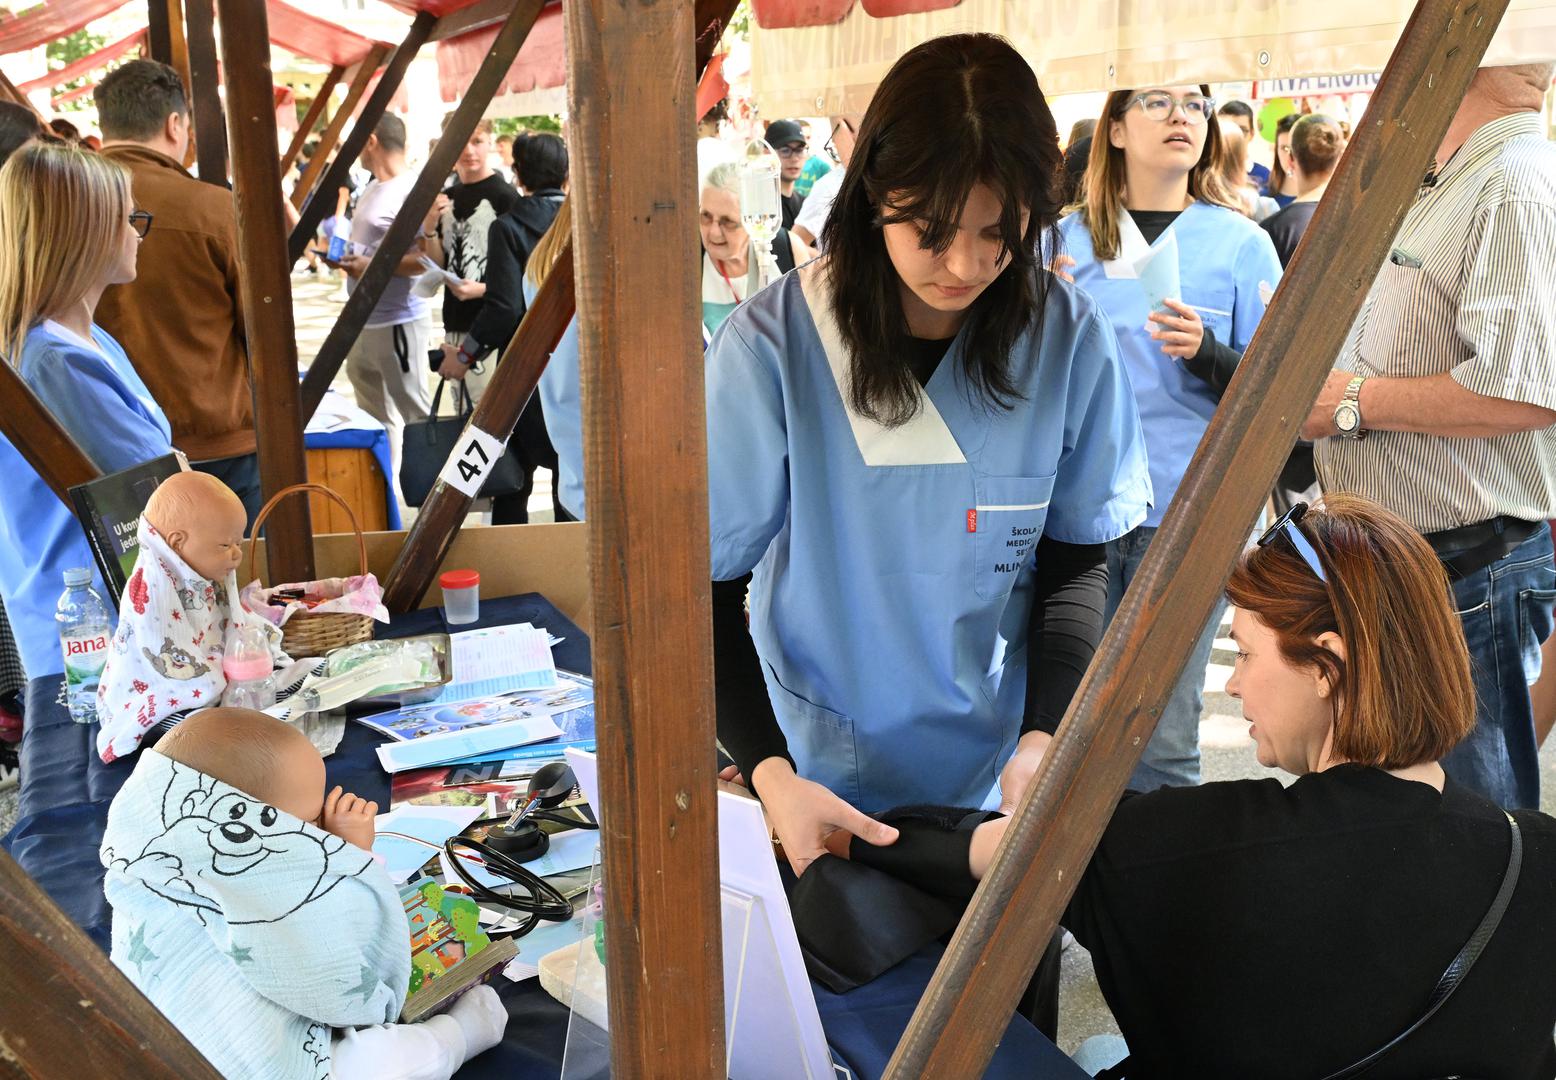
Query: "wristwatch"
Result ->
[[1333, 375, 1368, 439]]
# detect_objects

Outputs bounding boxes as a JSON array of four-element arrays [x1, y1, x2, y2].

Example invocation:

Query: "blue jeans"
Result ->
[[1105, 525, 1227, 790], [1442, 523, 1554, 809]]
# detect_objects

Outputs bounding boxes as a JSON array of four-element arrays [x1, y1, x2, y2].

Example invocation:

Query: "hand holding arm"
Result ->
[[753, 758, 898, 876]]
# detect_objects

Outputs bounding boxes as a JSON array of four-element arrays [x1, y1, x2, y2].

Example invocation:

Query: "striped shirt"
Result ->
[[1315, 112, 1556, 532]]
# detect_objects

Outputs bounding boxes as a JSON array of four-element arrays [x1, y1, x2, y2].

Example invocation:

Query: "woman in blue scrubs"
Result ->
[[1058, 87, 1283, 791], [0, 142, 173, 680], [706, 34, 1152, 876]]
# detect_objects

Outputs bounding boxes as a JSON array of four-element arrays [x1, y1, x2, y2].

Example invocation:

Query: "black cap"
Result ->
[[764, 119, 805, 148]]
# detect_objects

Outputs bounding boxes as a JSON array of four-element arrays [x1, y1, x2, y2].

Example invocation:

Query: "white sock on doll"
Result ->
[[446, 984, 507, 1059], [328, 987, 506, 1080]]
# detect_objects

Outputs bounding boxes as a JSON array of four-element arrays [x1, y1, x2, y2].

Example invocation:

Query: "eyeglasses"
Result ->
[[1257, 502, 1329, 583], [775, 143, 808, 159], [129, 209, 153, 238], [1127, 91, 1216, 124], [824, 120, 854, 163]]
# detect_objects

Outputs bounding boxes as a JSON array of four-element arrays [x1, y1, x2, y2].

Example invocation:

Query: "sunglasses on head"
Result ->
[[1257, 502, 1328, 583]]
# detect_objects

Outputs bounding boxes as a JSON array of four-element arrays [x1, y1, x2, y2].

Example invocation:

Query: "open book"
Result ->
[[399, 878, 518, 1022]]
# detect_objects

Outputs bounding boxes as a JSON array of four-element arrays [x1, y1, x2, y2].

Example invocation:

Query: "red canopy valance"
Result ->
[[751, 0, 960, 29], [0, 0, 133, 56], [17, 25, 144, 93], [266, 0, 389, 69], [435, 3, 564, 102]]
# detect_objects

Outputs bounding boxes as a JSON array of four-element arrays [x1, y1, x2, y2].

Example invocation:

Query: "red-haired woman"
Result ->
[[841, 495, 1556, 1077]]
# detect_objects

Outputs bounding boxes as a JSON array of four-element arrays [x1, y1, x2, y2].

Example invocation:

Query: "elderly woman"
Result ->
[[699, 161, 810, 334], [837, 495, 1556, 1077]]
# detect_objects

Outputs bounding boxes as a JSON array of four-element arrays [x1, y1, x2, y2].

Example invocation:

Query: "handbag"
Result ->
[[1098, 811, 1524, 1080], [399, 378, 525, 506]]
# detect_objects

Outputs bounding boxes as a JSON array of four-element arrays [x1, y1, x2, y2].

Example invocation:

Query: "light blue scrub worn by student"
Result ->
[[1059, 202, 1282, 790], [0, 322, 173, 678], [706, 261, 1152, 812], [524, 277, 585, 520]]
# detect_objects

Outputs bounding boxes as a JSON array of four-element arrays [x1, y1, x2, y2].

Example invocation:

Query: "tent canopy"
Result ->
[[434, 2, 563, 103], [0, 0, 127, 56], [266, 0, 391, 69], [750, 0, 1556, 112], [16, 25, 144, 93]]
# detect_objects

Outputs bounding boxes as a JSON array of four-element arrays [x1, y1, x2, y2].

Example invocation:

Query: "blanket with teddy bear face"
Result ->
[[101, 750, 411, 1080], [96, 517, 287, 763]]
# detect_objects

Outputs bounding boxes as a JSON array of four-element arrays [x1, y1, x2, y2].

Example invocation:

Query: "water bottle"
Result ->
[[221, 622, 276, 711], [327, 216, 351, 263], [57, 568, 111, 724]]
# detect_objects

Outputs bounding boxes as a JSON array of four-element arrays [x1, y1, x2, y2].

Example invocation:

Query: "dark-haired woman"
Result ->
[[706, 34, 1151, 877], [1059, 86, 1283, 792]]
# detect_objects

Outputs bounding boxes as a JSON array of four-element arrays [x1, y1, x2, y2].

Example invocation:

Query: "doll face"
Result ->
[[172, 497, 247, 582]]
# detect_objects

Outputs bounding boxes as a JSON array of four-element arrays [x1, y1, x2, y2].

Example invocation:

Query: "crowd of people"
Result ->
[[1, 32, 1555, 1077]]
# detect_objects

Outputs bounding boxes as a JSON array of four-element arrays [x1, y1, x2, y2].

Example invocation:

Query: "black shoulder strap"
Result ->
[[772, 229, 796, 275], [1320, 810, 1523, 1080]]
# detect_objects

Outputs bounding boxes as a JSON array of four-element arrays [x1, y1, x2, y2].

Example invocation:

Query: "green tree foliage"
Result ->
[[46, 28, 108, 111]]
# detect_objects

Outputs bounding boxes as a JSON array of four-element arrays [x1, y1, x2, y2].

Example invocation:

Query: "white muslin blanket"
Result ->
[[97, 518, 286, 763], [101, 750, 412, 1080]]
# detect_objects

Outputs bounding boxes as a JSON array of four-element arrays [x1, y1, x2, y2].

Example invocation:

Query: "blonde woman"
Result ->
[[1057, 87, 1283, 791], [1216, 120, 1280, 222], [523, 197, 584, 520], [0, 141, 171, 679]]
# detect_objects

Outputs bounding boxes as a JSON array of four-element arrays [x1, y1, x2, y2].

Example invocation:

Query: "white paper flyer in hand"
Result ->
[[372, 804, 484, 883], [1133, 228, 1180, 316]]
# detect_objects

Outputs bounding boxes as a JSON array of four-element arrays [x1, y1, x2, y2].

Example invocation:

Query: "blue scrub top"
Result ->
[[524, 277, 585, 521], [1058, 202, 1282, 527], [706, 261, 1151, 811], [0, 322, 173, 677]]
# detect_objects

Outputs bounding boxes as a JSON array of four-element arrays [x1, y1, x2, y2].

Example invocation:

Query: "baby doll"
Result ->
[[100, 708, 507, 1080], [97, 472, 286, 763]]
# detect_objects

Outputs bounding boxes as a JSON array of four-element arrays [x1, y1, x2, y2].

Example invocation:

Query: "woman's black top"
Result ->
[[1065, 766, 1556, 1078]]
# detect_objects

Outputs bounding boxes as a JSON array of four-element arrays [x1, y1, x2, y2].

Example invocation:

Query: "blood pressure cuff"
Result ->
[[784, 805, 1002, 993]]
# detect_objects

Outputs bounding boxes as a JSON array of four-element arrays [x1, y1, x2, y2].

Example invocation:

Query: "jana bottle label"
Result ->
[[63, 632, 109, 678]]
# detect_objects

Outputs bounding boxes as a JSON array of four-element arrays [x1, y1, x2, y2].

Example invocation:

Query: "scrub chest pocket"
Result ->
[[972, 474, 1056, 599]]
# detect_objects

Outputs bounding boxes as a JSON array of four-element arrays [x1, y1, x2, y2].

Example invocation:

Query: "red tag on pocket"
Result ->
[[966, 509, 978, 533]]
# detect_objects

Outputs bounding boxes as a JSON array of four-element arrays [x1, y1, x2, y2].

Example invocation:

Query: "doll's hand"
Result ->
[[321, 786, 378, 850]]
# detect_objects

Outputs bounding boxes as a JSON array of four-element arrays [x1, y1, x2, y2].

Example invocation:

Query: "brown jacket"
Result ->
[[96, 144, 255, 461]]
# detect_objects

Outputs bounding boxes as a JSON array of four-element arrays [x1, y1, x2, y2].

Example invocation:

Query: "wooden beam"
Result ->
[[380, 245, 575, 613], [280, 63, 344, 178], [885, 1, 1509, 1075], [297, 0, 547, 422], [288, 50, 383, 212], [428, 0, 515, 42], [568, 0, 726, 1073], [378, 0, 741, 613], [217, 0, 313, 584], [183, 0, 227, 186], [146, 0, 173, 65], [0, 365, 100, 504], [0, 848, 222, 1077], [288, 14, 434, 262]]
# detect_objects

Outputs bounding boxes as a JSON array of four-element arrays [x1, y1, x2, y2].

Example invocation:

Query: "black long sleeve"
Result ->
[[465, 217, 525, 355], [712, 575, 792, 790], [1182, 326, 1241, 397], [1023, 536, 1108, 737]]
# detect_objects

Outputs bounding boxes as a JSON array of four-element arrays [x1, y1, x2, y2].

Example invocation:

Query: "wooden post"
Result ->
[[0, 849, 222, 1077], [183, 0, 226, 186], [280, 63, 344, 179], [568, 0, 724, 1073], [288, 14, 435, 263], [380, 246, 575, 613], [288, 50, 384, 212], [217, 0, 313, 584], [297, 0, 547, 423], [146, 0, 173, 65], [0, 367, 100, 504], [885, 1, 1508, 1075]]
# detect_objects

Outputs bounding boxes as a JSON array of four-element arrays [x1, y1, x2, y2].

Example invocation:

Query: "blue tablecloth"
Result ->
[[2, 594, 1081, 1079], [305, 424, 402, 530]]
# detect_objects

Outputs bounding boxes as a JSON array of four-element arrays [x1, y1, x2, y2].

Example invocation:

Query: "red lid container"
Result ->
[[439, 569, 480, 590]]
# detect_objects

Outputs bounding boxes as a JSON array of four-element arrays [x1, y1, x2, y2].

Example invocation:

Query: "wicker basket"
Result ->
[[244, 482, 375, 657]]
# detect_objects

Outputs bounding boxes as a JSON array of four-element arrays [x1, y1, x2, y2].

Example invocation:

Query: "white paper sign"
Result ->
[[439, 423, 509, 497]]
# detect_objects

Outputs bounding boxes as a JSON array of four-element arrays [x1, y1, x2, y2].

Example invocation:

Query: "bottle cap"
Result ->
[[440, 569, 480, 590], [222, 655, 273, 682], [63, 567, 93, 587]]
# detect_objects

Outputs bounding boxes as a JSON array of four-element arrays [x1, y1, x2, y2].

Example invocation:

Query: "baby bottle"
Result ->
[[221, 622, 276, 710]]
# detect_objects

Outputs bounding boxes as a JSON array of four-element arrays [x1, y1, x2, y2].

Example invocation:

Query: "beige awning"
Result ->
[[751, 0, 1556, 114]]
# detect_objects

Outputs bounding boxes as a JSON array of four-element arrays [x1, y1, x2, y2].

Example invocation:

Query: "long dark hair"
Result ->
[[819, 34, 1064, 428]]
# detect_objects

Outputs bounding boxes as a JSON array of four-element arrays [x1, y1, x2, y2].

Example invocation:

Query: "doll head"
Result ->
[[144, 471, 247, 583], [155, 706, 327, 825]]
